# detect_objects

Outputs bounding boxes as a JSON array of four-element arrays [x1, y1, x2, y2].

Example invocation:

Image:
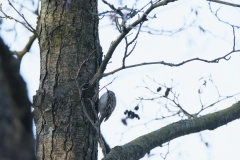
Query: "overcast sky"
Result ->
[[1, 0, 240, 159]]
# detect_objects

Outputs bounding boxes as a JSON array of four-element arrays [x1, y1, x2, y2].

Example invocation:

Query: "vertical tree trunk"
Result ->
[[33, 0, 101, 159]]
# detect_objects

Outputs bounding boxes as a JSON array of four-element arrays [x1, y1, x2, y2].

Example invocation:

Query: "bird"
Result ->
[[98, 90, 116, 124]]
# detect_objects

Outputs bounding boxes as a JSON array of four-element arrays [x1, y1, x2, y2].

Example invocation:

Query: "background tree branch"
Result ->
[[207, 0, 240, 7], [103, 50, 238, 77], [106, 101, 240, 160]]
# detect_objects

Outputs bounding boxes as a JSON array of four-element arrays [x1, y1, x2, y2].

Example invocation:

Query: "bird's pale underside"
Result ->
[[98, 90, 116, 124]]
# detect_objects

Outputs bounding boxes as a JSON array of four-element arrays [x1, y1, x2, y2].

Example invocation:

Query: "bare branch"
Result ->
[[90, 0, 178, 86], [232, 26, 236, 51], [102, 0, 118, 11], [207, 0, 240, 7], [91, 0, 240, 83], [13, 34, 37, 61], [103, 50, 239, 77], [106, 101, 240, 160]]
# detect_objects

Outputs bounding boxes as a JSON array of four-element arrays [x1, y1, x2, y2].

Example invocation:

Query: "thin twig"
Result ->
[[80, 98, 96, 126], [208, 3, 240, 28], [99, 77, 117, 92], [232, 26, 235, 51], [8, 0, 35, 30]]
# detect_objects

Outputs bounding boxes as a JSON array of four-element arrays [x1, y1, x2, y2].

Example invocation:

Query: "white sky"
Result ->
[[1, 0, 240, 160]]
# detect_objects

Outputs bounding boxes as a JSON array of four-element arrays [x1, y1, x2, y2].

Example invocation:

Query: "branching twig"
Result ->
[[197, 93, 240, 115], [90, 0, 178, 86], [122, 23, 142, 67], [0, 1, 36, 33], [136, 76, 240, 120], [139, 9, 198, 36], [208, 3, 240, 28]]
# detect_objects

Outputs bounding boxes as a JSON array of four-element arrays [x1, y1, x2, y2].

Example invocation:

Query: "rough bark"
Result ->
[[33, 0, 101, 159], [0, 38, 35, 160]]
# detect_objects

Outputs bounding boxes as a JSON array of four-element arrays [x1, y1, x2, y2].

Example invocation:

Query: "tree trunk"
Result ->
[[33, 0, 101, 159], [0, 38, 35, 160]]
